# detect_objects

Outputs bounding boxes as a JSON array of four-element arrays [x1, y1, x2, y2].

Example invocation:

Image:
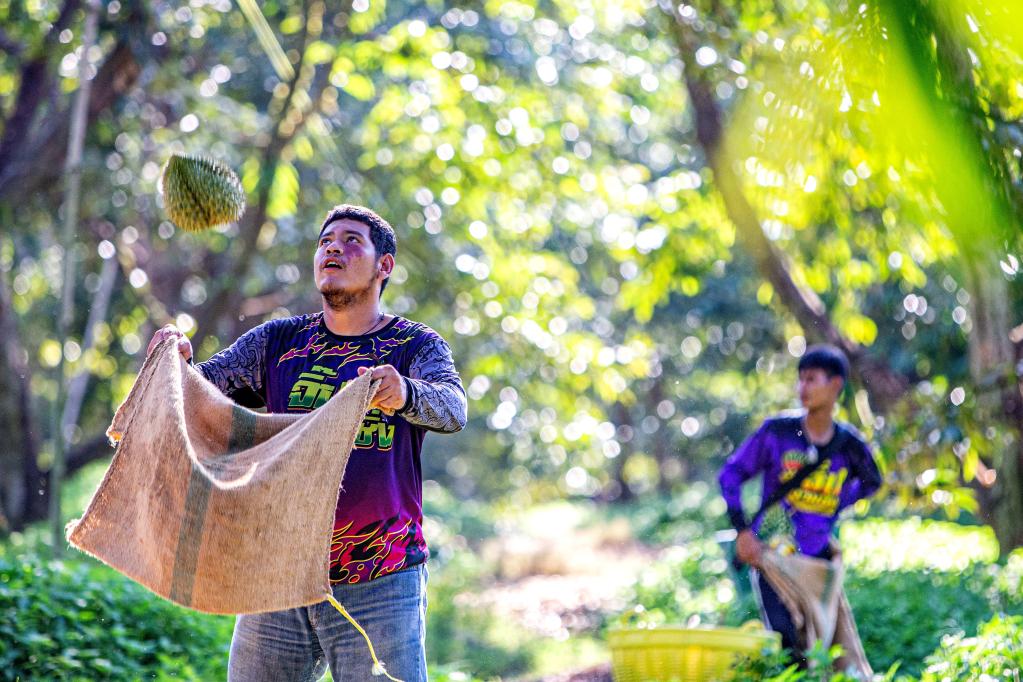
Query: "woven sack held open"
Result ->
[[66, 338, 401, 678]]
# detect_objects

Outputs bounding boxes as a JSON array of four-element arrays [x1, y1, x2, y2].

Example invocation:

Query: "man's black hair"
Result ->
[[798, 344, 849, 383], [319, 204, 397, 294]]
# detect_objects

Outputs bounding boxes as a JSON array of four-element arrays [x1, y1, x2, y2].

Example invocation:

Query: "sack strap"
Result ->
[[751, 455, 829, 524], [750, 424, 850, 524]]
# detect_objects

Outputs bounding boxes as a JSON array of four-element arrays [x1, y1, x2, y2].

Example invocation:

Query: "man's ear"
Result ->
[[378, 253, 395, 278]]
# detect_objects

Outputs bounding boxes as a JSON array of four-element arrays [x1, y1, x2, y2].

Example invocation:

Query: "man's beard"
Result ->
[[319, 271, 377, 311]]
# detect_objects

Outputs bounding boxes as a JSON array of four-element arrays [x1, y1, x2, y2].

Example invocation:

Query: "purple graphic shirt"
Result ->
[[197, 313, 466, 584], [718, 413, 881, 557]]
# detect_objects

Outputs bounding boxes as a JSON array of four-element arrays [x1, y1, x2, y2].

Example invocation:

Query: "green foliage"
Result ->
[[839, 518, 999, 573], [426, 552, 534, 679], [616, 536, 757, 630], [877, 381, 1002, 523], [421, 486, 537, 678], [731, 616, 1023, 682], [614, 510, 1023, 679], [731, 641, 899, 682], [846, 567, 1021, 677], [917, 615, 1023, 681], [423, 497, 609, 679], [840, 522, 1023, 676], [0, 553, 232, 681]]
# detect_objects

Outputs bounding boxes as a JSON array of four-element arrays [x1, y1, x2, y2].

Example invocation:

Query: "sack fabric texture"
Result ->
[[757, 550, 873, 678], [66, 338, 376, 615]]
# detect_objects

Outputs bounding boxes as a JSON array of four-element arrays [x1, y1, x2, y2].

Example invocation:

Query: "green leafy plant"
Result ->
[[615, 536, 758, 630], [730, 642, 900, 682], [0, 554, 232, 681], [917, 615, 1023, 681], [846, 564, 1023, 676]]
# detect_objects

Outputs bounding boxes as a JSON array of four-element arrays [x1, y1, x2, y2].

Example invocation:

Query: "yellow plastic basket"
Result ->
[[607, 623, 781, 682]]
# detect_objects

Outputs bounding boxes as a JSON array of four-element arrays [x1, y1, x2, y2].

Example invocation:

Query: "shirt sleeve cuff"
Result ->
[[727, 508, 748, 532], [395, 377, 415, 415]]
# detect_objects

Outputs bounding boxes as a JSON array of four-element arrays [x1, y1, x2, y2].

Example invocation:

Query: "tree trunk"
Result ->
[[887, 0, 1023, 553], [665, 9, 909, 414], [646, 379, 675, 495], [49, 0, 101, 554], [0, 261, 45, 531], [0, 36, 142, 202], [62, 252, 119, 438], [956, 198, 1023, 551], [609, 402, 635, 502]]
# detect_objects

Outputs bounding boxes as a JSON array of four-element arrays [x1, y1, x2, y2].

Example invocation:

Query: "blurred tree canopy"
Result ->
[[3, 0, 1023, 550]]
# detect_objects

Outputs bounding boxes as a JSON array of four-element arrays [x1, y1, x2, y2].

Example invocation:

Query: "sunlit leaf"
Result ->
[[266, 161, 299, 219], [342, 73, 376, 101]]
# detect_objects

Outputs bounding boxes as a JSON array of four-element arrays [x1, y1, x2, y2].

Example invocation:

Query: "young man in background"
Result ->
[[718, 344, 881, 660]]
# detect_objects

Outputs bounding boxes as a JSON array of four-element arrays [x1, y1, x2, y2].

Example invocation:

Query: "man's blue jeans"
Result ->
[[228, 564, 428, 682]]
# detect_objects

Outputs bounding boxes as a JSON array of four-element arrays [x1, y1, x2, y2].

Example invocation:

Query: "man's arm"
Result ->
[[396, 336, 467, 433], [721, 423, 774, 566], [838, 438, 882, 509], [718, 423, 770, 532], [194, 323, 273, 407], [853, 443, 882, 497]]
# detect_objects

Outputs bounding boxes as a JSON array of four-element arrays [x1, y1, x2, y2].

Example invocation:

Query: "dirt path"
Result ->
[[472, 508, 660, 649]]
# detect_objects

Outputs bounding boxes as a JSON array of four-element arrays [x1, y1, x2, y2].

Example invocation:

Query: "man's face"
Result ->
[[314, 218, 392, 307], [797, 367, 843, 411]]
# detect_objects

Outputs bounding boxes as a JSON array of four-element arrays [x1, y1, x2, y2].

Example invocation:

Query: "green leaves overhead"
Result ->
[[6, 0, 1023, 519], [266, 161, 299, 220]]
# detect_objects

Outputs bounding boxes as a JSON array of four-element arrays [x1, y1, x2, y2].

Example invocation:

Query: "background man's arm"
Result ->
[[718, 424, 770, 532], [719, 425, 771, 566], [838, 438, 883, 510], [854, 443, 883, 498]]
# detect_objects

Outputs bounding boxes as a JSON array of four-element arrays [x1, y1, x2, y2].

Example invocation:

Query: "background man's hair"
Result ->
[[798, 344, 850, 383], [319, 204, 397, 293]]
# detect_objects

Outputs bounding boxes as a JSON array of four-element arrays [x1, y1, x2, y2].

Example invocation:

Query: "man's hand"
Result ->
[[828, 536, 843, 563], [357, 364, 407, 415], [147, 324, 193, 362], [735, 528, 763, 568]]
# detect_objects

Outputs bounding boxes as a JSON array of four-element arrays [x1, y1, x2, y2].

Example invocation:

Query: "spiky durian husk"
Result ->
[[159, 153, 245, 232]]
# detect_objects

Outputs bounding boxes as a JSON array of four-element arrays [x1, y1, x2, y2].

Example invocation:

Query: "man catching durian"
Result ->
[[149, 203, 466, 682]]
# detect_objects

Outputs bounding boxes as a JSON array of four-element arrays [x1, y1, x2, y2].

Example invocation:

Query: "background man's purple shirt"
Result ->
[[718, 414, 881, 556]]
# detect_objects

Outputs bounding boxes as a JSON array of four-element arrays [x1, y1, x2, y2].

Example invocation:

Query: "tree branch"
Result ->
[[192, 1, 329, 349], [665, 8, 909, 412], [0, 26, 24, 57], [62, 254, 119, 437], [0, 40, 141, 201], [0, 0, 82, 179]]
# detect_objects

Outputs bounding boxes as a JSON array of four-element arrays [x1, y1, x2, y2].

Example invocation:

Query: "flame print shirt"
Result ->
[[718, 413, 881, 557], [197, 313, 466, 584]]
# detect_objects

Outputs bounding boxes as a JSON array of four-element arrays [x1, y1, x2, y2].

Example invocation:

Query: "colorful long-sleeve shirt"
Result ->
[[197, 313, 466, 584], [718, 413, 881, 557]]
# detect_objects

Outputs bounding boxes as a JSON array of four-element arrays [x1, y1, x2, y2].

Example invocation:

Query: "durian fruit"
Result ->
[[159, 153, 246, 232]]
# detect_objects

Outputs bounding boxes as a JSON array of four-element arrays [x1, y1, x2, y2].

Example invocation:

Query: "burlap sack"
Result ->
[[758, 550, 873, 678], [66, 338, 376, 615]]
